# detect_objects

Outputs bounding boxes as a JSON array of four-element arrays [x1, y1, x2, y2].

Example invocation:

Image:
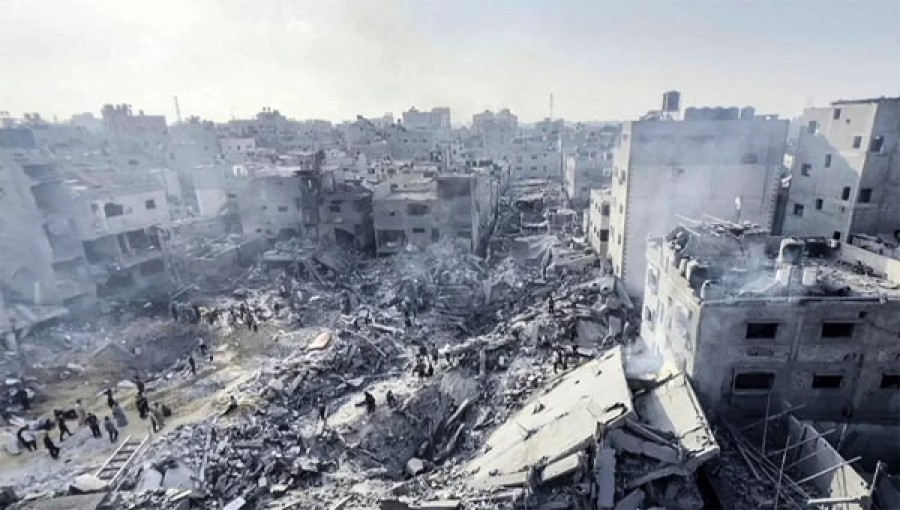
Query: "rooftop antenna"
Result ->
[[173, 96, 182, 123]]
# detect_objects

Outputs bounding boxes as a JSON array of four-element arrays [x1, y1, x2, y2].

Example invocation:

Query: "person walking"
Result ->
[[57, 414, 73, 442], [76, 399, 87, 426], [105, 388, 116, 409], [17, 426, 36, 452], [188, 354, 197, 376], [104, 416, 119, 443], [150, 403, 166, 432], [43, 434, 60, 459]]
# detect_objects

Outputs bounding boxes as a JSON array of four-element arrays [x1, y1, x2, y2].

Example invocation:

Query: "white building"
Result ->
[[584, 188, 611, 259], [402, 107, 452, 130], [609, 115, 788, 297], [781, 97, 900, 243]]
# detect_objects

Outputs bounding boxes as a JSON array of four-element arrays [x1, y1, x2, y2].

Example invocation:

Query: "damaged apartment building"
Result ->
[[609, 106, 788, 296], [373, 169, 499, 257], [642, 222, 900, 424]]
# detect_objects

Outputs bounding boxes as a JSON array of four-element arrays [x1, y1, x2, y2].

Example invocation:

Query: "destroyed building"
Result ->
[[609, 113, 789, 297], [782, 96, 900, 244], [236, 166, 321, 241], [643, 222, 900, 422], [316, 179, 375, 252], [373, 171, 499, 256], [564, 150, 612, 209]]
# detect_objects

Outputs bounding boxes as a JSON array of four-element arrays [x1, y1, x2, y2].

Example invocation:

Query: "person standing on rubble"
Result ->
[[105, 388, 116, 409], [17, 387, 30, 411], [552, 347, 568, 374], [134, 375, 145, 396], [198, 338, 208, 358], [151, 403, 166, 431], [113, 401, 129, 428], [76, 399, 87, 426], [104, 416, 119, 443], [137, 394, 150, 420], [86, 413, 102, 438], [386, 391, 397, 408], [188, 354, 197, 376], [169, 301, 179, 322], [363, 391, 376, 414], [316, 397, 328, 430], [43, 434, 60, 459]]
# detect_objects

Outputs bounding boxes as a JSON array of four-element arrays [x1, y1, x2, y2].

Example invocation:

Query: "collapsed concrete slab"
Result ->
[[468, 347, 634, 487]]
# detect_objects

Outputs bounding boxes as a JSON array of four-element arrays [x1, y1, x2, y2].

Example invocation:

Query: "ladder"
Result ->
[[95, 435, 149, 484]]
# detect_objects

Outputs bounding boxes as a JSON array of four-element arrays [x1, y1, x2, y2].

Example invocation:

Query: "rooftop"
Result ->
[[653, 221, 900, 302], [373, 176, 437, 201]]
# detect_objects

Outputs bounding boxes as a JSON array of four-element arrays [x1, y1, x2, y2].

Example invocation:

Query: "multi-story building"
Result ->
[[642, 223, 900, 423], [317, 180, 374, 253], [373, 171, 498, 257], [472, 109, 518, 147], [402, 107, 451, 131], [781, 97, 900, 243], [609, 114, 788, 297], [73, 170, 173, 299], [584, 188, 611, 259], [101, 104, 169, 159], [220, 137, 257, 161], [236, 166, 321, 241], [564, 152, 612, 208], [507, 138, 562, 183]]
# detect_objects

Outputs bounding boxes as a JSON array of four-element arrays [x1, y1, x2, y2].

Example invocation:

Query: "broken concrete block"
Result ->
[[380, 500, 412, 510], [69, 473, 108, 494], [223, 497, 246, 510], [614, 489, 645, 510], [136, 465, 163, 491], [594, 446, 616, 509], [539, 453, 583, 484], [641, 441, 680, 464], [307, 330, 333, 350], [415, 500, 461, 510], [405, 457, 427, 477]]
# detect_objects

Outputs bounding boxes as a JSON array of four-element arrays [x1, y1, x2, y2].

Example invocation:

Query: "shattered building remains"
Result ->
[[643, 221, 900, 422], [609, 113, 788, 296]]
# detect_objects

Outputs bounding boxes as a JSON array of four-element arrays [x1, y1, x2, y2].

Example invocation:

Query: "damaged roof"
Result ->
[[469, 347, 634, 487]]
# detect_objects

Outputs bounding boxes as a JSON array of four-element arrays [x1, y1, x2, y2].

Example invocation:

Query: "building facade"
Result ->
[[642, 224, 900, 423], [609, 116, 788, 297], [565, 152, 612, 208], [584, 189, 611, 259], [782, 97, 900, 243]]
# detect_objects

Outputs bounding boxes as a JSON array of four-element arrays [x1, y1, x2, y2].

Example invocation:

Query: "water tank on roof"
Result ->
[[778, 238, 804, 265], [662, 91, 681, 113]]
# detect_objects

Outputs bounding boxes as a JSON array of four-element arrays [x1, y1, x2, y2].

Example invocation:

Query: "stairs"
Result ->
[[95, 435, 149, 485]]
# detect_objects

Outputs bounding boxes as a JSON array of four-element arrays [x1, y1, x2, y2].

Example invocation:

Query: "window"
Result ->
[[227, 193, 238, 199], [277, 206, 288, 213], [104, 203, 124, 218], [880, 374, 900, 389], [407, 204, 429, 216], [329, 204, 341, 213], [870, 136, 884, 153], [617, 234, 622, 245], [431, 228, 440, 242], [821, 322, 855, 338], [833, 108, 841, 120], [858, 188, 872, 203], [618, 204, 624, 214], [841, 186, 851, 200], [144, 199, 156, 210], [801, 164, 812, 176], [733, 372, 774, 391], [793, 204, 805, 216], [815, 198, 823, 210], [833, 231, 842, 241], [412, 228, 426, 234], [812, 374, 843, 389], [852, 136, 862, 149], [807, 121, 818, 134], [599, 229, 609, 242], [824, 154, 832, 168], [746, 322, 779, 339]]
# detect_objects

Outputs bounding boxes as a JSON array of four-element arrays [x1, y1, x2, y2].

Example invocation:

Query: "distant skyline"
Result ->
[[1, 0, 899, 124]]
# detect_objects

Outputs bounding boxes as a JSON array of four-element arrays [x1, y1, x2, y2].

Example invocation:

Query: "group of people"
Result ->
[[412, 344, 439, 378], [16, 374, 174, 460], [170, 300, 265, 334]]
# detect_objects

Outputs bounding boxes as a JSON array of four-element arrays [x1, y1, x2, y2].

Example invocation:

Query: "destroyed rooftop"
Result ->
[[655, 221, 900, 300]]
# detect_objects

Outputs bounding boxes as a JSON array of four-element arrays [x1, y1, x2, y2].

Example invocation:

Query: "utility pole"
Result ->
[[549, 93, 554, 119], [173, 96, 182, 124]]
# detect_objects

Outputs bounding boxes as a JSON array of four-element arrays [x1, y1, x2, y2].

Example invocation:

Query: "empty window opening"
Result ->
[[870, 136, 884, 153], [812, 374, 843, 389], [733, 372, 774, 391], [599, 229, 609, 242], [104, 203, 124, 218], [880, 374, 900, 389], [407, 204, 429, 216], [746, 322, 779, 339], [807, 121, 818, 134], [841, 187, 851, 200], [801, 164, 812, 176], [852, 136, 862, 149], [815, 198, 823, 210], [833, 231, 842, 241], [601, 204, 610, 216], [824, 154, 832, 168], [329, 204, 341, 213], [144, 199, 156, 210], [858, 188, 872, 203], [833, 108, 842, 120], [411, 228, 426, 234], [821, 322, 855, 338], [277, 206, 288, 213], [793, 204, 804, 216]]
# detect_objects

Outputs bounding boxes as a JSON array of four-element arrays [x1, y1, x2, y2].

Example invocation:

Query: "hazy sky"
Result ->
[[1, 0, 898, 124]]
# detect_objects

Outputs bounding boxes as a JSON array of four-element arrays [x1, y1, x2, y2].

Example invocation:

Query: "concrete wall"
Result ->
[[565, 155, 611, 208], [318, 193, 375, 252], [84, 188, 171, 239], [585, 189, 611, 258], [839, 243, 900, 284], [237, 172, 319, 240], [373, 196, 437, 255], [611, 119, 787, 297]]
